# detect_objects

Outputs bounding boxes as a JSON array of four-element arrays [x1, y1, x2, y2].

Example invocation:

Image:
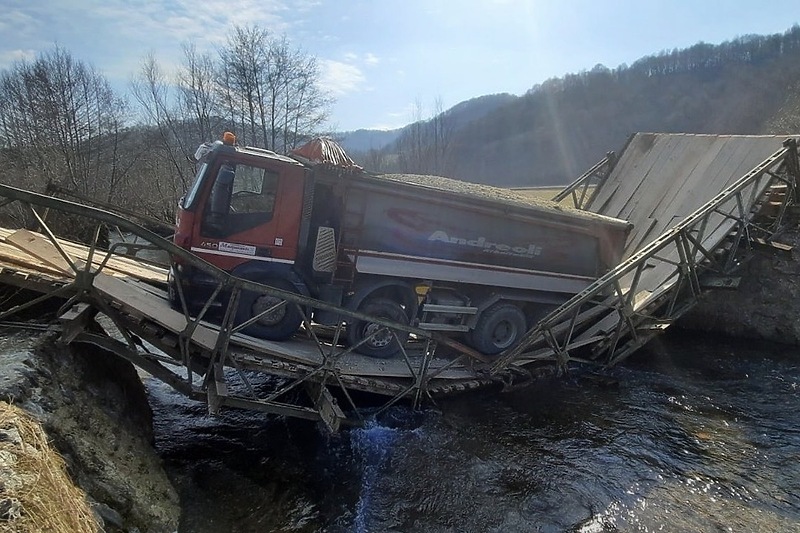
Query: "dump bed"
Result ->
[[318, 168, 631, 294]]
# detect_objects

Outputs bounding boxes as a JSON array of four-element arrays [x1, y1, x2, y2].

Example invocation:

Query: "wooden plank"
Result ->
[[640, 136, 724, 221], [338, 355, 475, 379], [615, 135, 701, 222], [594, 135, 785, 265], [604, 134, 684, 220], [231, 332, 474, 379], [90, 266, 475, 380], [752, 237, 792, 253], [618, 135, 722, 257], [655, 136, 731, 220], [623, 217, 659, 257], [590, 133, 659, 212], [91, 272, 220, 350], [36, 234, 167, 283], [0, 227, 168, 284], [6, 229, 75, 275], [229, 333, 324, 366], [123, 277, 171, 300], [0, 243, 70, 279]]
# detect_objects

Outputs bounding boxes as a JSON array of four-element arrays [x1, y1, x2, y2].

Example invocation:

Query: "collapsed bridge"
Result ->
[[0, 133, 797, 430]]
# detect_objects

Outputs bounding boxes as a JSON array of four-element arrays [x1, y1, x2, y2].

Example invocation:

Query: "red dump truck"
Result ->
[[169, 134, 630, 357]]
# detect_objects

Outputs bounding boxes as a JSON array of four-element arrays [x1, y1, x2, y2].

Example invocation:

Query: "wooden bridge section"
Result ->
[[0, 133, 798, 429]]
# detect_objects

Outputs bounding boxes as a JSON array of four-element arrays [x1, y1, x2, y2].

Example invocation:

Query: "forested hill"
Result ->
[[361, 25, 800, 186]]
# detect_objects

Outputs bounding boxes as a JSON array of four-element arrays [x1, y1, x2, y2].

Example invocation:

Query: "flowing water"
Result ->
[[147, 331, 800, 532]]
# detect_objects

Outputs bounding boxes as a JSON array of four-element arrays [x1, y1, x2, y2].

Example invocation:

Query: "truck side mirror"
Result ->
[[208, 166, 235, 226]]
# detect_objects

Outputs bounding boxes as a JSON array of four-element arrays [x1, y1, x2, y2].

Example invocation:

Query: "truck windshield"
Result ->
[[182, 162, 208, 210]]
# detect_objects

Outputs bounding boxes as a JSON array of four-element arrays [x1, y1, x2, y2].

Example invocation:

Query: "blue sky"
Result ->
[[0, 1, 797, 131]]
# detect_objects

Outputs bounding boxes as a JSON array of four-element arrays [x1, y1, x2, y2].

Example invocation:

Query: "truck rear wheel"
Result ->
[[235, 278, 303, 341], [470, 302, 526, 355], [348, 298, 409, 359]]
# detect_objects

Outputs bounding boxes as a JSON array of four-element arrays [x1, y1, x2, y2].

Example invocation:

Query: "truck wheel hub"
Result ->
[[252, 294, 287, 326], [492, 320, 518, 349], [364, 322, 392, 348]]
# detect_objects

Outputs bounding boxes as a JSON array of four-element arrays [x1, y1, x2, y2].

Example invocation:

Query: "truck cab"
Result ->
[[171, 134, 315, 336], [170, 133, 416, 357]]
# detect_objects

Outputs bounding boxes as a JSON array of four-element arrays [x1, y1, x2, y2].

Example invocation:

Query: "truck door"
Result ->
[[194, 159, 303, 270]]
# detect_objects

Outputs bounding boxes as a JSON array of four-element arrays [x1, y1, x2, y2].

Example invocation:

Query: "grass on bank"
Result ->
[[0, 402, 99, 533]]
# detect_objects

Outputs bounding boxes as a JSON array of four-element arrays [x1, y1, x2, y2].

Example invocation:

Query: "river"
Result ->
[[146, 330, 800, 532]]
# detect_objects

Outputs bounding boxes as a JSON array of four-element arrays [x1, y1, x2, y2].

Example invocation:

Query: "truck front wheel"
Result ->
[[470, 302, 527, 355], [234, 278, 303, 341], [348, 298, 409, 358]]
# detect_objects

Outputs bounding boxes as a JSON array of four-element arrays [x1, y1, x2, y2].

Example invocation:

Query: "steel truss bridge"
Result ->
[[0, 133, 797, 430]]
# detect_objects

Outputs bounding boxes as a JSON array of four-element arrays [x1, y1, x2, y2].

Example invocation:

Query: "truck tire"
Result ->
[[348, 298, 409, 359], [235, 278, 303, 341], [470, 302, 527, 355]]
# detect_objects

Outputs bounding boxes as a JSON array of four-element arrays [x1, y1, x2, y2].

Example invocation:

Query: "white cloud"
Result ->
[[320, 59, 365, 96], [89, 0, 292, 47], [0, 49, 37, 68], [0, 7, 40, 36], [341, 52, 379, 67]]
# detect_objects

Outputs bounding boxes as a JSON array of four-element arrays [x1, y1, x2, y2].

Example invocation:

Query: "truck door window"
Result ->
[[231, 165, 278, 215], [202, 163, 280, 238]]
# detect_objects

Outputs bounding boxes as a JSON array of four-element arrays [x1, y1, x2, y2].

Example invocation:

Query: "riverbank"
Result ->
[[0, 332, 179, 533], [680, 215, 800, 343]]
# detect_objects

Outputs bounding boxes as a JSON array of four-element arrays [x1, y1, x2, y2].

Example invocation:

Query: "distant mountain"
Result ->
[[350, 25, 800, 187], [440, 93, 518, 129], [336, 128, 401, 153], [338, 93, 516, 157]]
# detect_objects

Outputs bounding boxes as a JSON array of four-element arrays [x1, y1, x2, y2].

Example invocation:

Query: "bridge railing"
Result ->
[[551, 152, 617, 209]]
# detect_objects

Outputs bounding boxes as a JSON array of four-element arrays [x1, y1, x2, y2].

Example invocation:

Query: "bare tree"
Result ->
[[0, 47, 128, 200], [131, 53, 197, 220], [217, 25, 331, 151], [396, 97, 454, 175], [178, 43, 222, 141], [429, 96, 454, 174], [126, 27, 332, 221], [218, 25, 271, 146]]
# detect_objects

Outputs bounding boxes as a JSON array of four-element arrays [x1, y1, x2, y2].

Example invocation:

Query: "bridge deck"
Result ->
[[575, 134, 796, 339], [492, 133, 799, 372]]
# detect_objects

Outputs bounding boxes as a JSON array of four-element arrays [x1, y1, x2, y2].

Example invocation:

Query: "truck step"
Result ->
[[417, 322, 471, 332], [421, 304, 479, 315]]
